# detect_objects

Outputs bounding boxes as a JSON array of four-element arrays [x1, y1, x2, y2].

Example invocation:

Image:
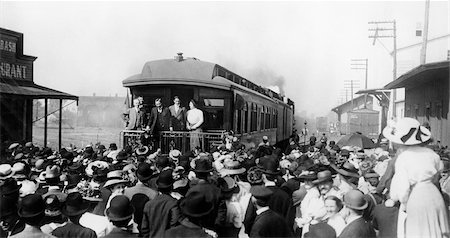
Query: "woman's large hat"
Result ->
[[330, 162, 360, 178], [180, 190, 215, 218], [219, 160, 246, 177], [382, 117, 431, 145], [18, 194, 45, 218], [312, 170, 333, 184], [105, 195, 134, 221], [62, 192, 90, 216]]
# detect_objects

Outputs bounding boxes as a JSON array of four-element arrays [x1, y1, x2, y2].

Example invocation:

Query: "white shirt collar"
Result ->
[[256, 206, 270, 215], [345, 215, 362, 225], [264, 181, 276, 187]]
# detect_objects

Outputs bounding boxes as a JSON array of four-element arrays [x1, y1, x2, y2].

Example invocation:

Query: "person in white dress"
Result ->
[[186, 99, 204, 151]]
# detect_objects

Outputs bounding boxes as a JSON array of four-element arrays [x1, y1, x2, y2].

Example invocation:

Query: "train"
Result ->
[[122, 53, 295, 152]]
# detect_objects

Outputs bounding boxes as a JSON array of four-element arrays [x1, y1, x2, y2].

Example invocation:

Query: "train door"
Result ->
[[171, 87, 194, 109], [199, 89, 232, 131]]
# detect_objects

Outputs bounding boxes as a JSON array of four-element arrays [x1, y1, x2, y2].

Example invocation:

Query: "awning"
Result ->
[[0, 78, 78, 100], [384, 61, 449, 89]]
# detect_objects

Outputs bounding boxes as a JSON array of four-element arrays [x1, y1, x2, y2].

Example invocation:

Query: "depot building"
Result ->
[[0, 28, 78, 151]]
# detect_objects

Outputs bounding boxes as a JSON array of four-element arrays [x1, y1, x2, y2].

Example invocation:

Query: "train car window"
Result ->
[[244, 103, 249, 133], [236, 109, 242, 134], [218, 68, 226, 78], [203, 99, 224, 107], [260, 107, 264, 131], [251, 103, 257, 132], [265, 108, 270, 129]]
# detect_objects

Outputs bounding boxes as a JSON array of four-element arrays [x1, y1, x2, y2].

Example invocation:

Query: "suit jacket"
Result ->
[[165, 218, 212, 238], [244, 185, 294, 234], [147, 107, 171, 135], [168, 105, 187, 130], [123, 107, 144, 130], [141, 193, 180, 238], [103, 227, 137, 238], [250, 209, 293, 238], [338, 217, 376, 238], [52, 222, 97, 238]]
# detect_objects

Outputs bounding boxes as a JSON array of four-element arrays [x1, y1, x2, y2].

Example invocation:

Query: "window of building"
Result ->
[[236, 109, 242, 134], [244, 103, 249, 133], [251, 103, 257, 132]]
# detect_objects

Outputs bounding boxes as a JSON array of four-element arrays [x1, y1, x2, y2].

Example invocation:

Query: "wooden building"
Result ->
[[384, 60, 449, 146], [0, 28, 78, 150]]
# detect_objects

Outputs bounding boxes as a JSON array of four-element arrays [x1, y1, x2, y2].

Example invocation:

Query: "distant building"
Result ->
[[384, 60, 449, 146], [0, 28, 78, 150]]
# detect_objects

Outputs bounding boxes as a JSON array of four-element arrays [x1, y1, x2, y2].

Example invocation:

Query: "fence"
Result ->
[[120, 130, 225, 154]]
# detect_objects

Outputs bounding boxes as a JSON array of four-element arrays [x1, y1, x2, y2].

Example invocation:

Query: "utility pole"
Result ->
[[420, 0, 430, 64], [351, 59, 369, 108], [369, 20, 397, 118], [344, 80, 360, 111]]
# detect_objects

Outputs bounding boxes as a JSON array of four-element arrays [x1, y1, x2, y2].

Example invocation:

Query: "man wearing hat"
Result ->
[[146, 98, 171, 143], [141, 169, 181, 238], [9, 194, 55, 238], [52, 192, 97, 238], [164, 190, 217, 238], [331, 162, 360, 195], [104, 195, 136, 237], [248, 186, 293, 237], [338, 190, 375, 238], [244, 159, 294, 234], [124, 163, 157, 234]]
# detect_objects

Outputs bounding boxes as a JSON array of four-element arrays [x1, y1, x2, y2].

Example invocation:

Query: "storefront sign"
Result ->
[[0, 61, 27, 79], [0, 29, 34, 81]]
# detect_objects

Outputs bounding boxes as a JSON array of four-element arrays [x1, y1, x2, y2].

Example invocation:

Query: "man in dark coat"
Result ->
[[52, 192, 97, 238], [338, 190, 376, 238], [146, 98, 171, 143], [104, 195, 137, 238], [141, 170, 181, 238], [244, 159, 294, 234], [165, 188, 218, 238], [248, 186, 293, 238], [168, 96, 187, 131]]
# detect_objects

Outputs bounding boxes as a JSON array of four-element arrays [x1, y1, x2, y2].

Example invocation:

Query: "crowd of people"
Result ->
[[1, 117, 450, 238]]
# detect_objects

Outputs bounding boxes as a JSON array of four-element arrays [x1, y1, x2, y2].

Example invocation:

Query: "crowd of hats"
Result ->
[[1, 120, 449, 236]]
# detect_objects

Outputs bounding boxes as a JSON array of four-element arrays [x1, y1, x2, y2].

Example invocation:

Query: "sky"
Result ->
[[1, 0, 448, 117]]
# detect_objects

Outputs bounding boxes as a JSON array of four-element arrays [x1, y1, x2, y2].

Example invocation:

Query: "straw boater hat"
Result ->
[[0, 164, 15, 180], [219, 160, 246, 177], [136, 146, 149, 156], [382, 117, 432, 145], [169, 149, 182, 163]]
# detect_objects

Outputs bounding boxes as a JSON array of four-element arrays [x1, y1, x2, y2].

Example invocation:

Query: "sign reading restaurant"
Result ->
[[0, 29, 34, 81]]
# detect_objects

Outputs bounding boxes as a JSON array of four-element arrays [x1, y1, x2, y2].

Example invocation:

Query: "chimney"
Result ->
[[175, 52, 183, 62]]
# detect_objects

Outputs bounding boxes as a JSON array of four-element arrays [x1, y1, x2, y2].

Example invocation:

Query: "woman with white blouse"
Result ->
[[186, 99, 204, 151]]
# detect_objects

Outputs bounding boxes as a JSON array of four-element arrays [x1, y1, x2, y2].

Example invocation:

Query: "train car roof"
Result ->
[[122, 55, 294, 107], [123, 58, 216, 86]]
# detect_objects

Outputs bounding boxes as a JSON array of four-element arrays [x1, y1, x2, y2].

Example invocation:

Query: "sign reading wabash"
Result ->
[[0, 29, 35, 81]]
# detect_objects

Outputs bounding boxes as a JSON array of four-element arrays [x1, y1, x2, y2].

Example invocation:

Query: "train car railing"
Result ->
[[120, 130, 225, 154], [159, 131, 225, 154]]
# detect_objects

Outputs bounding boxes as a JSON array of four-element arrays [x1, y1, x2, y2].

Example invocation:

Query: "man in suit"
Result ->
[[338, 190, 376, 238], [123, 98, 145, 130], [146, 98, 171, 143], [168, 96, 187, 131], [249, 186, 293, 238]]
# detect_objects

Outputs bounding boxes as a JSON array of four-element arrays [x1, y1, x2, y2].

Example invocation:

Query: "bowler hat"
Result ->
[[343, 189, 368, 210], [105, 195, 134, 221], [136, 163, 154, 182], [62, 192, 90, 216], [0, 178, 22, 195], [157, 169, 174, 189], [250, 185, 273, 200], [18, 194, 45, 218], [312, 170, 333, 184], [194, 158, 213, 173], [259, 159, 280, 175], [116, 151, 128, 162], [180, 190, 215, 218], [109, 143, 118, 150]]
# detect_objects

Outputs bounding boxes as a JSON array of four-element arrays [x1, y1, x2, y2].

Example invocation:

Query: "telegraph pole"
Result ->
[[420, 0, 431, 64], [351, 59, 369, 108], [369, 20, 397, 118], [344, 80, 360, 111]]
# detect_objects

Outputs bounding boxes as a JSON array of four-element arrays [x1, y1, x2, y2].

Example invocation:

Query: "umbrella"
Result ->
[[337, 132, 376, 149]]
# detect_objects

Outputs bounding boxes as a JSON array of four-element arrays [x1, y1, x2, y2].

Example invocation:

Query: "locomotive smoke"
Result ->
[[244, 68, 286, 96]]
